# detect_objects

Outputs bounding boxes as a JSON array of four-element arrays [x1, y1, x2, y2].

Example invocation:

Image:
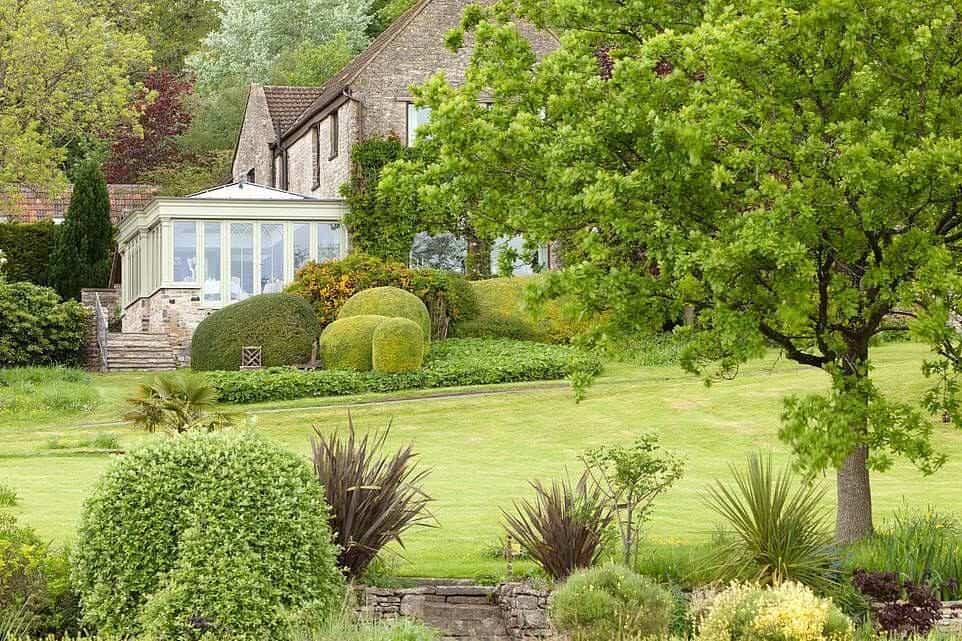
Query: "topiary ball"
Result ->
[[72, 431, 344, 639], [338, 286, 431, 348], [190, 293, 320, 371], [319, 314, 388, 371], [372, 317, 425, 373]]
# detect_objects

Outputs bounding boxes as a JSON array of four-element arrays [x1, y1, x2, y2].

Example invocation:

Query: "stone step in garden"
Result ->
[[104, 332, 178, 371]]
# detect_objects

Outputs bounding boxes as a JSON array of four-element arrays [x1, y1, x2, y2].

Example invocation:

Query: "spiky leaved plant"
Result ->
[[705, 453, 838, 593], [124, 372, 228, 433], [311, 414, 434, 579], [502, 473, 614, 581]]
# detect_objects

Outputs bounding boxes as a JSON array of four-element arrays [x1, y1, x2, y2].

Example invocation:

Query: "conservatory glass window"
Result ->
[[230, 223, 254, 301], [260, 223, 285, 293], [293, 223, 311, 270], [203, 222, 221, 304], [172, 221, 197, 282], [317, 223, 340, 262]]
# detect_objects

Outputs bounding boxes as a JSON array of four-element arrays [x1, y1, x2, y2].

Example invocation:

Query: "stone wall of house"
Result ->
[[232, 85, 276, 187], [356, 581, 551, 641], [350, 0, 558, 142], [286, 101, 356, 199], [121, 287, 213, 365]]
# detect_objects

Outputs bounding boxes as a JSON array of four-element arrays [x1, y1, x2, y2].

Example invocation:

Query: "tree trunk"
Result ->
[[835, 444, 873, 543]]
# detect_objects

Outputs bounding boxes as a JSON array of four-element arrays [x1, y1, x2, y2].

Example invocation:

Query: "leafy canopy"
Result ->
[[382, 0, 962, 540]]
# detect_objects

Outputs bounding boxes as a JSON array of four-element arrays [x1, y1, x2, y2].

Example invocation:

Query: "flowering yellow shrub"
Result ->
[[697, 582, 852, 641]]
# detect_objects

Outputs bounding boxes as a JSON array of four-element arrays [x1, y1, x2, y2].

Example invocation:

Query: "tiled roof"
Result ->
[[262, 86, 326, 134], [0, 184, 158, 225]]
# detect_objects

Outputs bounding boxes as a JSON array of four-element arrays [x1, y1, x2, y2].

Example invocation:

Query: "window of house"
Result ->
[[203, 222, 221, 304], [317, 223, 341, 262], [230, 223, 254, 301], [173, 221, 197, 282], [293, 223, 311, 270], [260, 223, 285, 293], [312, 126, 320, 189], [406, 104, 431, 146], [329, 110, 339, 159], [246, 167, 255, 184]]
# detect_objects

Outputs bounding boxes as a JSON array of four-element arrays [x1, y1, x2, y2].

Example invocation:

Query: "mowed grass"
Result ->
[[2, 342, 961, 578]]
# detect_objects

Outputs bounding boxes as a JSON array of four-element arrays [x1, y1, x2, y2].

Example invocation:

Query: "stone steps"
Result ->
[[103, 332, 178, 372]]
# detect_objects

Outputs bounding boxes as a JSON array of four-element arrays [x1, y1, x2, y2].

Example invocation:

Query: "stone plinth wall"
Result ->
[[80, 287, 120, 371], [121, 287, 214, 365], [356, 581, 552, 641], [938, 600, 962, 633]]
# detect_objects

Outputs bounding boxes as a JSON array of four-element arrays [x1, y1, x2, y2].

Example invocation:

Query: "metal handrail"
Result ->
[[94, 292, 109, 372]]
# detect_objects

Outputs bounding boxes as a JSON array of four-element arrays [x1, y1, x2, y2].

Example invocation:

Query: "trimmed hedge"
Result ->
[[0, 280, 89, 367], [319, 314, 388, 371], [372, 317, 424, 373], [206, 338, 604, 404], [286, 253, 478, 337], [72, 431, 344, 639], [451, 276, 591, 344], [0, 221, 57, 285], [191, 293, 320, 371], [339, 286, 431, 348]]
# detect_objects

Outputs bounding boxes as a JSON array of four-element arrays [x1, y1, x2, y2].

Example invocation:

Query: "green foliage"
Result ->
[[320, 315, 389, 371], [502, 473, 614, 581], [0, 367, 96, 421], [0, 222, 57, 286], [372, 318, 425, 373], [0, 486, 14, 509], [48, 160, 113, 300], [550, 565, 675, 641], [270, 33, 358, 86], [311, 415, 433, 578], [696, 582, 853, 641], [451, 276, 590, 344], [0, 282, 89, 367], [124, 372, 229, 433], [342, 136, 420, 262], [633, 543, 717, 591], [581, 435, 685, 566], [705, 455, 838, 594], [296, 602, 440, 641], [383, 0, 962, 542], [844, 507, 962, 601], [191, 293, 321, 371], [72, 431, 344, 638], [288, 253, 478, 338], [207, 338, 603, 403], [141, 149, 232, 197], [339, 286, 431, 348], [0, 514, 80, 637]]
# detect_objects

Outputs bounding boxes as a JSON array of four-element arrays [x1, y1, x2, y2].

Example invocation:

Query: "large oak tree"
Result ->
[[382, 0, 962, 541]]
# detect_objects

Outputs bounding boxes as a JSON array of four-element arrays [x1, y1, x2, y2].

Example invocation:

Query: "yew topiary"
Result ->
[[338, 286, 430, 348], [319, 315, 388, 371], [72, 431, 344, 640], [372, 317, 424, 373]]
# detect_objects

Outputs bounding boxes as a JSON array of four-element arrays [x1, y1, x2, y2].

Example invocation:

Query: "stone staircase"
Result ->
[[103, 332, 178, 372]]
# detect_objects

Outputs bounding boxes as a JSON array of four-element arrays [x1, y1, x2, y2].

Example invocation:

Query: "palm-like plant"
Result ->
[[705, 454, 838, 592], [125, 373, 227, 433], [502, 473, 614, 581], [311, 414, 434, 579]]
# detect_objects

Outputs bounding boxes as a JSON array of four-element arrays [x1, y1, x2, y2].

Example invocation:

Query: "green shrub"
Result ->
[[297, 601, 440, 641], [372, 317, 424, 373], [124, 372, 229, 433], [451, 276, 589, 344], [191, 293, 320, 371], [207, 338, 605, 403], [696, 582, 853, 641], [286, 253, 478, 337], [551, 565, 675, 641], [320, 315, 388, 371], [0, 222, 57, 285], [0, 514, 80, 637], [0, 281, 89, 367], [339, 286, 431, 348], [0, 485, 15, 507], [72, 431, 344, 638]]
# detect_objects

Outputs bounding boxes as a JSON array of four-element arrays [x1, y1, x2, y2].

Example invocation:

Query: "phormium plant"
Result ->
[[852, 569, 941, 635]]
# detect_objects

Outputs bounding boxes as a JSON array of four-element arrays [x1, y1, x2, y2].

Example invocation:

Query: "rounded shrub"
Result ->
[[696, 582, 853, 641], [319, 314, 388, 371], [190, 293, 320, 371], [0, 281, 88, 367], [338, 286, 430, 348], [372, 317, 424, 373], [72, 431, 344, 640], [550, 565, 675, 641]]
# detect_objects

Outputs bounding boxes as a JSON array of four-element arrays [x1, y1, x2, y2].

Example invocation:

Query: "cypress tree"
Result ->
[[49, 160, 113, 300]]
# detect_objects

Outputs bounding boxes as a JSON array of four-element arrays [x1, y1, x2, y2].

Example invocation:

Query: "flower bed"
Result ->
[[206, 338, 603, 404]]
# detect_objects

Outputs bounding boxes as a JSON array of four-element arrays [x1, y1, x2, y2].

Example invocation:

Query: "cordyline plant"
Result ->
[[311, 415, 434, 579], [381, 0, 962, 544], [502, 473, 614, 581], [581, 435, 684, 567], [705, 454, 838, 594]]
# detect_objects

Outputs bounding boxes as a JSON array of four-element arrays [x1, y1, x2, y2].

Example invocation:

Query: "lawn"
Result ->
[[2, 341, 961, 578]]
